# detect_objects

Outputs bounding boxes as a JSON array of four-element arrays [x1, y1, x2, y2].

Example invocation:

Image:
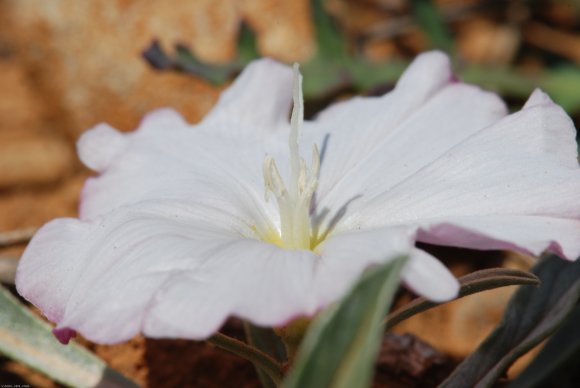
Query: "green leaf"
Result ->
[[510, 304, 580, 388], [244, 324, 287, 362], [208, 332, 283, 386], [284, 257, 407, 388], [244, 323, 287, 388], [440, 255, 580, 388], [410, 0, 455, 54], [0, 285, 137, 387], [311, 0, 348, 61], [386, 268, 540, 330], [237, 24, 260, 64], [174, 44, 237, 84], [460, 64, 580, 115], [540, 66, 580, 114]]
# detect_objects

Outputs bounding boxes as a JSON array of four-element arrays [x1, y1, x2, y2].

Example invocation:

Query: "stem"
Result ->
[[273, 317, 311, 364], [385, 268, 540, 330], [208, 332, 284, 386], [0, 227, 37, 247]]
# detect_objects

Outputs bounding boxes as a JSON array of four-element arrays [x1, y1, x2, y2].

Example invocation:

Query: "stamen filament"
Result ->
[[262, 63, 320, 250]]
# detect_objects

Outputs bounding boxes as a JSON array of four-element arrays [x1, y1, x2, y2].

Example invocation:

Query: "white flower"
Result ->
[[16, 52, 580, 344]]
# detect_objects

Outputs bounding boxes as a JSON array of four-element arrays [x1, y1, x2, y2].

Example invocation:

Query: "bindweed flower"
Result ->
[[16, 52, 580, 345]]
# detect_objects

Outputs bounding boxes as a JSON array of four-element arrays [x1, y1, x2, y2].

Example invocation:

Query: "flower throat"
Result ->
[[263, 64, 320, 250]]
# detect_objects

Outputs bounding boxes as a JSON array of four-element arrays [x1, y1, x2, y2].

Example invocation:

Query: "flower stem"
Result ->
[[274, 317, 311, 364], [208, 332, 284, 386]]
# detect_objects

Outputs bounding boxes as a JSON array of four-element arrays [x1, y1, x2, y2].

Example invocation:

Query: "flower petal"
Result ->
[[53, 328, 76, 345], [402, 248, 459, 302], [144, 242, 319, 339], [16, 200, 321, 343], [520, 88, 578, 168], [77, 109, 192, 174], [315, 226, 415, 305], [348, 90, 580, 259], [77, 123, 128, 172], [202, 58, 293, 134], [306, 51, 460, 198], [353, 91, 580, 220], [77, 112, 279, 234], [308, 52, 507, 232], [17, 200, 421, 343], [77, 60, 297, 221], [417, 216, 580, 260]]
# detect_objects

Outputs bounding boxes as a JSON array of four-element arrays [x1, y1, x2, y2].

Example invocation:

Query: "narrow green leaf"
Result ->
[[440, 255, 580, 388], [386, 268, 540, 330], [461, 65, 580, 115], [410, 0, 455, 54], [237, 24, 260, 64], [284, 257, 407, 388], [510, 304, 580, 388], [311, 0, 348, 60], [174, 44, 236, 84], [0, 285, 136, 387], [244, 323, 287, 388], [539, 66, 580, 114], [208, 332, 283, 386]]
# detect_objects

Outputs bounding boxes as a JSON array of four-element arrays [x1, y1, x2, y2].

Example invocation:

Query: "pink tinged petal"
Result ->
[[17, 201, 321, 344], [315, 226, 415, 306], [346, 89, 580, 261], [418, 216, 580, 261], [53, 327, 76, 345], [202, 58, 293, 134], [402, 248, 459, 302], [15, 219, 91, 324]]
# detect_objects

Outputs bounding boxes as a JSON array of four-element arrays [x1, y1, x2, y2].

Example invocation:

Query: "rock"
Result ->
[[2, 0, 314, 137], [0, 62, 46, 133], [393, 286, 517, 358], [0, 133, 75, 188], [0, 174, 85, 230], [458, 19, 520, 65], [242, 0, 315, 62]]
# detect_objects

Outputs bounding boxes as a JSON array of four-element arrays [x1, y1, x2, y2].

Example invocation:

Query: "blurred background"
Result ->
[[0, 0, 579, 386]]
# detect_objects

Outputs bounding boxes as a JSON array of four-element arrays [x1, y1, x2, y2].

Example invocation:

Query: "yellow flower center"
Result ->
[[263, 64, 320, 250]]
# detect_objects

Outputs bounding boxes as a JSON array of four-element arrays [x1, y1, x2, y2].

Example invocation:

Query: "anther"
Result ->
[[261, 63, 320, 249]]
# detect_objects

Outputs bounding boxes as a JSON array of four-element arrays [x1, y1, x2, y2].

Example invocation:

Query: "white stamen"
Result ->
[[262, 63, 320, 249], [263, 156, 286, 201]]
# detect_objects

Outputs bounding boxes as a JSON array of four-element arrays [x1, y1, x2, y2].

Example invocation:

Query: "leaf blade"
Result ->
[[284, 256, 407, 388], [440, 255, 580, 388], [0, 285, 136, 387], [510, 304, 580, 388], [386, 268, 540, 330]]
